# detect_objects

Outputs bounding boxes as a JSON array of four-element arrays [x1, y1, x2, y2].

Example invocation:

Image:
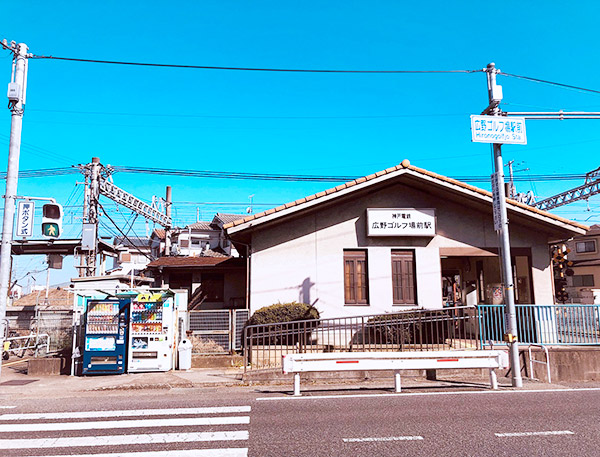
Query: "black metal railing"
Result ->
[[243, 306, 480, 372]]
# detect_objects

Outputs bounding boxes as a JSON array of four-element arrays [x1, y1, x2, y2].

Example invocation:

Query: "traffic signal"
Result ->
[[41, 203, 62, 238]]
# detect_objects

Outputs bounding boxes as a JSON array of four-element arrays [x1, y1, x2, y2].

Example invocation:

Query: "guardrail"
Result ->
[[244, 307, 480, 372], [282, 350, 509, 395]]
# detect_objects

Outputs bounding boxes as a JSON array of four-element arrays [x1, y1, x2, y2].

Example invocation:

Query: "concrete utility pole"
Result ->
[[486, 63, 523, 388], [0, 41, 29, 378], [165, 186, 172, 255]]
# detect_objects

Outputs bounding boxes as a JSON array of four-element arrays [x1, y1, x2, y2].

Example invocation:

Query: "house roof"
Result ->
[[113, 236, 151, 248], [224, 160, 588, 236], [186, 221, 214, 230], [152, 229, 166, 240], [214, 213, 246, 225], [146, 256, 239, 268], [9, 287, 72, 309]]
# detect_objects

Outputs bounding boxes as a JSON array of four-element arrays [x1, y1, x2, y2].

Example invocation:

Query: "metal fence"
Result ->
[[243, 307, 480, 372], [478, 304, 600, 346], [189, 309, 249, 354], [6, 309, 73, 353]]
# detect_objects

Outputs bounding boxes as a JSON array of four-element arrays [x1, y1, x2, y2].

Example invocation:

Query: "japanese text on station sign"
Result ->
[[367, 208, 436, 236], [471, 115, 527, 145]]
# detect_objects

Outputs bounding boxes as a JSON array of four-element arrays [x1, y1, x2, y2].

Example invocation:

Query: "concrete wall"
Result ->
[[248, 182, 557, 318]]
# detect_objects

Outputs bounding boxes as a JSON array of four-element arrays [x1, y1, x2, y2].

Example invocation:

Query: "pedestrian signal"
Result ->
[[41, 203, 62, 239]]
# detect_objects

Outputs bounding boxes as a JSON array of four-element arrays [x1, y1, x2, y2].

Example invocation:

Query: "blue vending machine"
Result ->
[[82, 298, 130, 375]]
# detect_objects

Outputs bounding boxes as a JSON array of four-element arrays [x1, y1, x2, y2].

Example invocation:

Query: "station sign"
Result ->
[[367, 208, 436, 237], [471, 115, 527, 145]]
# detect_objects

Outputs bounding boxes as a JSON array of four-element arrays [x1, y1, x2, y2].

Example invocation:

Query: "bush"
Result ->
[[248, 302, 319, 326], [246, 302, 320, 346]]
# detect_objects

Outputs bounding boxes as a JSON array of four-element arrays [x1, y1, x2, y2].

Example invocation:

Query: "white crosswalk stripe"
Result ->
[[0, 405, 251, 456]]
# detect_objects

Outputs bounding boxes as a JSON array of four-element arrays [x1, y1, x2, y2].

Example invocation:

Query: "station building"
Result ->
[[225, 160, 587, 319]]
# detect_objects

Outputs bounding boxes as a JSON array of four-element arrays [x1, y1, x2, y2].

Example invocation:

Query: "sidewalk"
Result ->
[[1, 357, 578, 400], [0, 359, 246, 399]]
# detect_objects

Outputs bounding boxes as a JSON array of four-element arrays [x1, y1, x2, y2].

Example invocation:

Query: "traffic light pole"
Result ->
[[0, 42, 28, 379], [485, 63, 523, 388]]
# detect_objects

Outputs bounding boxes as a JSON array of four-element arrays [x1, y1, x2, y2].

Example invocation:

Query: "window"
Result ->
[[572, 275, 594, 287], [576, 240, 596, 253], [344, 250, 368, 304], [201, 273, 224, 302], [391, 251, 416, 305]]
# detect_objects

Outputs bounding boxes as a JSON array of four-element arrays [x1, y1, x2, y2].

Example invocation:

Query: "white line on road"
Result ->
[[0, 430, 249, 449], [343, 436, 424, 442], [0, 416, 250, 432], [26, 450, 248, 457], [0, 406, 16, 409], [496, 431, 575, 437], [27, 450, 248, 457], [0, 405, 251, 421], [256, 387, 600, 401]]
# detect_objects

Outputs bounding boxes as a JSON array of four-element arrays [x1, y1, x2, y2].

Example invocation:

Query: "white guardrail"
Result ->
[[282, 350, 509, 396]]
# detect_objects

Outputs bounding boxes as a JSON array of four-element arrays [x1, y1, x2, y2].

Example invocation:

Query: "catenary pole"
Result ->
[[486, 62, 523, 388], [0, 42, 29, 379]]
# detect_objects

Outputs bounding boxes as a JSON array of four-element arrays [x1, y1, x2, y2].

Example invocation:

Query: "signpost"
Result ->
[[471, 115, 527, 145], [15, 200, 34, 238]]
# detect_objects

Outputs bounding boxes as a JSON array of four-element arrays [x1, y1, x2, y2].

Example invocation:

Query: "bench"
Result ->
[[282, 350, 509, 396]]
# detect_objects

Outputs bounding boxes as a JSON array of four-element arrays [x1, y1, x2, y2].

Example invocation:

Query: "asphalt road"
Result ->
[[1, 385, 600, 456]]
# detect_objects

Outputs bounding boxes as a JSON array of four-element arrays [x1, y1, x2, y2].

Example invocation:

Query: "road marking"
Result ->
[[343, 436, 424, 442], [0, 416, 250, 432], [0, 406, 16, 410], [27, 450, 248, 457], [0, 405, 251, 420], [26, 450, 248, 457], [0, 431, 249, 449], [256, 387, 600, 401], [496, 430, 575, 437]]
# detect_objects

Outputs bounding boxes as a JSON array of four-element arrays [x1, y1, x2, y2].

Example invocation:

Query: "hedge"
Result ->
[[248, 302, 319, 326]]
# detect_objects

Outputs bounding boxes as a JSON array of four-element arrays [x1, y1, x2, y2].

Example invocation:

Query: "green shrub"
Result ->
[[248, 302, 319, 326], [246, 302, 320, 347]]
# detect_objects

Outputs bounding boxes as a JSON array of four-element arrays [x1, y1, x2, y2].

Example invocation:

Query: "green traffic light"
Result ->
[[42, 222, 60, 237]]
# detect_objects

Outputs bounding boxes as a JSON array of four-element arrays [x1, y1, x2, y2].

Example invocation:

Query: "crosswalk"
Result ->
[[0, 405, 251, 457]]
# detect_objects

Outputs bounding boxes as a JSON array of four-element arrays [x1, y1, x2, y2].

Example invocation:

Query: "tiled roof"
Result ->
[[214, 213, 247, 225], [224, 160, 588, 232], [152, 229, 166, 240], [113, 236, 151, 248], [147, 256, 232, 268], [186, 221, 214, 230]]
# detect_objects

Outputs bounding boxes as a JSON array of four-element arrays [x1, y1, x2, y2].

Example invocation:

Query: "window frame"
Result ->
[[391, 250, 417, 305], [572, 274, 595, 287], [576, 240, 596, 253], [344, 250, 369, 305]]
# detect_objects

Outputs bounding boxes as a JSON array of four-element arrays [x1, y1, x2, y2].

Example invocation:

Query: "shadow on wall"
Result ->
[[299, 277, 315, 305]]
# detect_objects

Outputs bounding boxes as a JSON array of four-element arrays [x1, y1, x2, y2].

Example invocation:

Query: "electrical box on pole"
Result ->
[[41, 203, 63, 238]]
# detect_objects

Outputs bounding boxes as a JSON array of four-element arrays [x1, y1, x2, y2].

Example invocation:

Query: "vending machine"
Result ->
[[128, 291, 178, 372], [82, 298, 130, 375]]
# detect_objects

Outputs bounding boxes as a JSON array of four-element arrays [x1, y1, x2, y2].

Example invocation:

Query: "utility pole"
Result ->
[[165, 186, 172, 256], [0, 41, 29, 379], [486, 63, 523, 388]]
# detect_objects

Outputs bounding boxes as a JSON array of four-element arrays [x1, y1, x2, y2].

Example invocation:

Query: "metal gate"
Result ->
[[189, 309, 249, 353]]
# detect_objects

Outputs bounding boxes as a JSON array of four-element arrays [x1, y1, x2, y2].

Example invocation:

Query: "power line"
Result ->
[[500, 72, 600, 95], [30, 54, 481, 74]]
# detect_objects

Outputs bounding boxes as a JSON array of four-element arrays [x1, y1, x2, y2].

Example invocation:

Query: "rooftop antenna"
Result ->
[[246, 194, 255, 214]]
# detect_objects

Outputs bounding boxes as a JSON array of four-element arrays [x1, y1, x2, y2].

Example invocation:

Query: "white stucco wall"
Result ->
[[245, 181, 560, 319]]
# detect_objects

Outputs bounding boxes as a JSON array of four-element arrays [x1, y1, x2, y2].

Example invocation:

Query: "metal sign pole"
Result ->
[[486, 63, 523, 388]]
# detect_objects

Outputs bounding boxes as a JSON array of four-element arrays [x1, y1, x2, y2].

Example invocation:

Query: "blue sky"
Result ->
[[2, 1, 600, 288]]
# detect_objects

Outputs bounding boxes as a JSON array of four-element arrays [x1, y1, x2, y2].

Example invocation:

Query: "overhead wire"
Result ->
[[500, 72, 600, 95]]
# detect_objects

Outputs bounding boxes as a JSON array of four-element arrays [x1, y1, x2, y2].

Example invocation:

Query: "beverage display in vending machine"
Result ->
[[128, 292, 177, 372], [82, 298, 130, 375]]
